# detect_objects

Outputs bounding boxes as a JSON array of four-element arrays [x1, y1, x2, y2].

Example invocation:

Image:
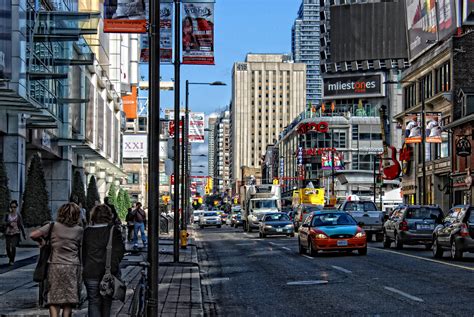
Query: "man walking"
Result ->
[[133, 202, 147, 248]]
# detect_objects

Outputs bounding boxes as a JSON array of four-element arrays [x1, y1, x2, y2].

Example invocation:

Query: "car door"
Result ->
[[437, 208, 461, 246], [386, 208, 403, 239], [299, 214, 313, 246]]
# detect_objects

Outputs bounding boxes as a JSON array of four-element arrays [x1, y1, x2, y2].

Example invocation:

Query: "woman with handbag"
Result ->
[[82, 204, 125, 316], [4, 200, 26, 265], [30, 203, 83, 317]]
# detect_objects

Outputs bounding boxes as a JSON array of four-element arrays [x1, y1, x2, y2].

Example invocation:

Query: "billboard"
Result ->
[[437, 0, 457, 40], [321, 152, 345, 170], [0, 0, 11, 80], [404, 113, 422, 144], [182, 3, 215, 65], [123, 134, 147, 158], [405, 0, 438, 61], [104, 0, 147, 33], [166, 111, 205, 143], [425, 112, 443, 143], [323, 74, 384, 99], [462, 0, 474, 24], [330, 2, 408, 62]]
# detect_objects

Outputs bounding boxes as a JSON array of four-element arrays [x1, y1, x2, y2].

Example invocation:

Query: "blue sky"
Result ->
[[158, 0, 301, 115]]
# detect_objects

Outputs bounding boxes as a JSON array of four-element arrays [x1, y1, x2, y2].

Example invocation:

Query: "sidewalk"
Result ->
[[0, 228, 203, 316]]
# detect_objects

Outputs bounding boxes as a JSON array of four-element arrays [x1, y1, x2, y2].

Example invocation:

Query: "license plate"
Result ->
[[337, 240, 348, 246], [276, 228, 283, 232], [417, 224, 433, 230]]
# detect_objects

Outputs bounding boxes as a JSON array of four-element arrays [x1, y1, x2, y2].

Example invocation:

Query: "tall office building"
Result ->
[[207, 114, 218, 178], [213, 110, 231, 193], [230, 54, 306, 190], [292, 0, 322, 106]]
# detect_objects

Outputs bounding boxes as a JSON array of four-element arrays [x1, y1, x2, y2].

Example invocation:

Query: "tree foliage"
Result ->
[[86, 176, 101, 211], [0, 156, 11, 231], [22, 154, 52, 227], [70, 171, 86, 208], [107, 182, 117, 207]]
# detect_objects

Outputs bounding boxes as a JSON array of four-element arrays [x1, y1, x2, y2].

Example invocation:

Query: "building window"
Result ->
[[420, 73, 433, 100], [435, 62, 450, 93], [128, 173, 140, 184], [138, 117, 147, 132], [404, 83, 417, 110]]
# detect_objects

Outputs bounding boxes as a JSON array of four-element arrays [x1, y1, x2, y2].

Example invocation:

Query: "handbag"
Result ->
[[33, 222, 55, 282], [99, 226, 126, 302]]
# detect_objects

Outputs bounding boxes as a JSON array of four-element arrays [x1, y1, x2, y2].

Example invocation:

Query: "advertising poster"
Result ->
[[404, 113, 422, 144], [189, 112, 205, 143], [323, 74, 383, 99], [0, 0, 11, 80], [123, 134, 147, 158], [104, 0, 147, 33], [321, 152, 344, 170], [405, 0, 438, 60], [140, 35, 149, 62], [139, 3, 172, 62], [425, 112, 443, 143], [182, 3, 215, 65], [437, 0, 457, 40]]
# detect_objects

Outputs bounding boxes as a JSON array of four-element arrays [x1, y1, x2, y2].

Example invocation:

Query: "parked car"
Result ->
[[199, 211, 222, 228], [258, 213, 294, 238], [383, 205, 444, 249], [338, 200, 385, 242], [432, 205, 474, 260], [298, 210, 367, 256], [193, 211, 204, 224], [293, 204, 323, 232]]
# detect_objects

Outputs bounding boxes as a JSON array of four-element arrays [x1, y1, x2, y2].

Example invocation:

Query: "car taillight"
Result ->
[[399, 220, 408, 231], [460, 223, 470, 237]]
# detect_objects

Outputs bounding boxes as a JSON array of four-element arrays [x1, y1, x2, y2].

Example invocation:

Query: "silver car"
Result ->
[[259, 213, 295, 238], [199, 211, 222, 228]]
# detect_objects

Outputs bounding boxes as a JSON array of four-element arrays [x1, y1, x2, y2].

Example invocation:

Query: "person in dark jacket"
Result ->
[[4, 200, 26, 265], [132, 202, 147, 248], [82, 204, 125, 317], [125, 207, 135, 242]]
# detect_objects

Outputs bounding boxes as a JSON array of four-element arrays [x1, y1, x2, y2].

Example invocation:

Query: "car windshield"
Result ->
[[304, 206, 323, 213], [252, 200, 277, 209], [264, 214, 290, 222], [343, 201, 377, 211], [204, 212, 218, 217], [405, 207, 442, 220], [312, 213, 357, 226]]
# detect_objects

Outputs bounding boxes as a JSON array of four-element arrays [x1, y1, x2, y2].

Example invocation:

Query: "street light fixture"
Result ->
[[384, 79, 427, 205]]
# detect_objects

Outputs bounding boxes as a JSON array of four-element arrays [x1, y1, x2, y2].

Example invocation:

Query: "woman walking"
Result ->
[[3, 200, 26, 265], [82, 204, 125, 317], [30, 203, 83, 317]]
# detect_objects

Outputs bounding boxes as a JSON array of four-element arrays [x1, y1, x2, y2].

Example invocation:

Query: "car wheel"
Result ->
[[366, 232, 373, 242], [382, 232, 391, 249], [358, 247, 367, 256], [395, 233, 403, 249], [451, 239, 463, 260], [308, 240, 318, 257], [432, 238, 443, 258], [298, 238, 305, 254]]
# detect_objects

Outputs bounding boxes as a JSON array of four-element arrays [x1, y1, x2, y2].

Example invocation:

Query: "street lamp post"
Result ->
[[384, 79, 427, 205]]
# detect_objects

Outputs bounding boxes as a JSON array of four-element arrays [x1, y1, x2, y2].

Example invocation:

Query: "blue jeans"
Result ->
[[84, 278, 112, 317], [133, 222, 147, 246]]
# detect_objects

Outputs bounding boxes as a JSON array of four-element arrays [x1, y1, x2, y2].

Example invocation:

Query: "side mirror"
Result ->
[[357, 222, 365, 227], [302, 223, 309, 228]]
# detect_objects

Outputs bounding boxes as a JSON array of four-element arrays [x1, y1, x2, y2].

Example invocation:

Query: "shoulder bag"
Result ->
[[99, 226, 126, 301], [33, 222, 55, 282]]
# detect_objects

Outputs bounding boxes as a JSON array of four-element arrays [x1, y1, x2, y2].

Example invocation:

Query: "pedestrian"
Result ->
[[104, 197, 122, 227], [3, 200, 26, 265], [82, 204, 125, 317], [132, 202, 147, 248], [70, 195, 87, 227], [125, 207, 135, 242], [30, 203, 83, 317]]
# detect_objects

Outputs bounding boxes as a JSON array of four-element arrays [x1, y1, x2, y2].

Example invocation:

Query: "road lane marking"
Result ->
[[202, 277, 230, 285], [287, 280, 328, 286], [368, 247, 474, 272], [281, 247, 291, 251], [235, 243, 256, 246], [302, 255, 313, 260], [331, 265, 352, 274], [383, 286, 424, 303]]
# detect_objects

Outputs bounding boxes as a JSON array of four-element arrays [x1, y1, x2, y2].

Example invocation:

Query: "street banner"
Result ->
[[425, 112, 443, 143], [321, 151, 344, 170], [404, 113, 422, 144], [0, 0, 11, 80], [160, 3, 173, 63], [122, 86, 138, 119], [182, 3, 215, 65], [104, 0, 147, 33], [405, 0, 438, 61], [189, 112, 205, 143]]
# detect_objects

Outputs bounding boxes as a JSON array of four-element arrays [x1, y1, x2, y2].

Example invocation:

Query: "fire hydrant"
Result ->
[[180, 229, 189, 249]]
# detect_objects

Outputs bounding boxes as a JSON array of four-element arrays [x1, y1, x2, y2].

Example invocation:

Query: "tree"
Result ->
[[115, 188, 126, 221], [0, 156, 11, 231], [70, 171, 86, 207], [22, 154, 51, 227], [107, 182, 117, 207], [86, 175, 100, 212], [123, 190, 131, 212]]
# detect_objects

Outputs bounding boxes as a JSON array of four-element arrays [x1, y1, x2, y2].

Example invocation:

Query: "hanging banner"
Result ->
[[321, 152, 345, 170], [425, 112, 443, 143], [104, 0, 147, 33], [139, 3, 172, 63], [404, 113, 422, 144], [189, 112, 205, 143], [182, 3, 215, 65]]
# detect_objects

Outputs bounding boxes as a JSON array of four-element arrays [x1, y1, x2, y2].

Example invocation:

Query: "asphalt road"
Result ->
[[195, 225, 474, 316]]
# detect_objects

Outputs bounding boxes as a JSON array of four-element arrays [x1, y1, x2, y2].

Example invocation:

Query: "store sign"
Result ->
[[323, 74, 383, 99], [123, 134, 147, 158], [301, 148, 336, 156], [452, 173, 471, 188], [456, 137, 472, 157], [297, 122, 329, 134]]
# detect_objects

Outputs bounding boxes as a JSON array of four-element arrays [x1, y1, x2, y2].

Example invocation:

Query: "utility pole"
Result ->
[[420, 80, 427, 205], [147, 0, 160, 313], [331, 129, 336, 203], [173, 0, 181, 262]]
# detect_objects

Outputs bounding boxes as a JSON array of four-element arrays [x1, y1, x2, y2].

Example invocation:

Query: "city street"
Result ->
[[196, 225, 474, 316]]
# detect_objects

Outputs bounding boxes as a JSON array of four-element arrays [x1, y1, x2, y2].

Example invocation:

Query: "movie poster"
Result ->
[[425, 112, 442, 143], [182, 3, 215, 65], [404, 113, 422, 144]]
